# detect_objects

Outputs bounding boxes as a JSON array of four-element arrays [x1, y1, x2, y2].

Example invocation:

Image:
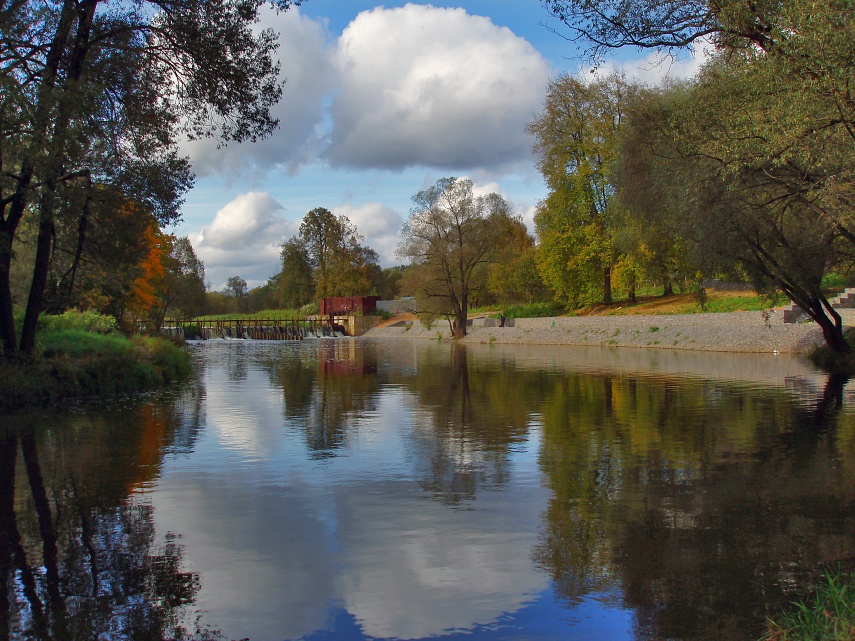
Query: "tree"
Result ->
[[614, 83, 700, 298], [397, 177, 513, 338], [152, 237, 206, 327], [539, 0, 783, 62], [0, 0, 302, 358], [292, 207, 382, 300], [486, 215, 547, 305], [528, 73, 636, 307], [277, 237, 315, 309], [224, 276, 248, 312]]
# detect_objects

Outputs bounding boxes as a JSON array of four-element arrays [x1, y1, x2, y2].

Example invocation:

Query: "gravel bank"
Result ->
[[364, 309, 855, 354]]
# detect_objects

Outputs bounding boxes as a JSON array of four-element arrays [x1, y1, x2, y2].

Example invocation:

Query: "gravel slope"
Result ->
[[364, 309, 855, 354]]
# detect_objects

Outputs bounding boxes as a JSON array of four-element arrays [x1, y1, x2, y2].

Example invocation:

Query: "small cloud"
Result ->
[[588, 38, 715, 85], [193, 192, 297, 289], [333, 203, 405, 267]]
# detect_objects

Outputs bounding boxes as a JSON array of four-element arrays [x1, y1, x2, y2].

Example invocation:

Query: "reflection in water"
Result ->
[[1, 396, 208, 641], [3, 340, 855, 641], [533, 367, 855, 641]]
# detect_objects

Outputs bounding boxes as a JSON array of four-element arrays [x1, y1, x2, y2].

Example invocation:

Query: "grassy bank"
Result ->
[[1, 310, 193, 412], [761, 571, 855, 641]]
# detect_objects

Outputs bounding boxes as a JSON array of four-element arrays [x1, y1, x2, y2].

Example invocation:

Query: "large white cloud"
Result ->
[[182, 7, 336, 178], [191, 192, 297, 289], [327, 4, 552, 170]]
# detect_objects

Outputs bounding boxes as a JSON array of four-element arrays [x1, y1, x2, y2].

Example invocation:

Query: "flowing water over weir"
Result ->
[[161, 317, 347, 340]]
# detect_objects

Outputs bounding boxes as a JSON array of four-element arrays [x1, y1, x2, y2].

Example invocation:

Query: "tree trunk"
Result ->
[[453, 313, 467, 338], [0, 234, 17, 357], [20, 201, 57, 356], [603, 265, 612, 306], [799, 297, 850, 354], [662, 275, 673, 296]]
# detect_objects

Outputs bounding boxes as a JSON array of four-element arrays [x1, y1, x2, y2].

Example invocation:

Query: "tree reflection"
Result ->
[[270, 340, 380, 458], [0, 399, 209, 641], [402, 344, 546, 505], [533, 370, 855, 641]]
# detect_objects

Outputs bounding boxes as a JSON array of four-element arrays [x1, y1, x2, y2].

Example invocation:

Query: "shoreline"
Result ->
[[364, 309, 855, 355]]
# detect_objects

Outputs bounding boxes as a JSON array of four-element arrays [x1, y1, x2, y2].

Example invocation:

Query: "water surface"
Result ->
[[4, 339, 855, 641]]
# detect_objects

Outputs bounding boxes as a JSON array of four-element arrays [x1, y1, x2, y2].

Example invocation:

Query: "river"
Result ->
[[4, 338, 854, 641]]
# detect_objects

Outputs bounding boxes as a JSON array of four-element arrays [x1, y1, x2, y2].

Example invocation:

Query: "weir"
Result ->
[[161, 317, 349, 341]]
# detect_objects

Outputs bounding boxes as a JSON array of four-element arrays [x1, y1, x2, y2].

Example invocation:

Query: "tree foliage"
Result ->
[[544, 0, 855, 352], [528, 73, 637, 307], [0, 0, 302, 357], [397, 177, 516, 337], [289, 207, 381, 301]]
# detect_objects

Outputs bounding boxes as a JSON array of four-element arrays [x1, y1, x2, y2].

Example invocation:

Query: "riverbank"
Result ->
[[364, 308, 855, 354], [0, 332, 192, 412]]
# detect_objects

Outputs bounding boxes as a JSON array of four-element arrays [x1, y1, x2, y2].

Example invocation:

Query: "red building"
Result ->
[[319, 296, 380, 316]]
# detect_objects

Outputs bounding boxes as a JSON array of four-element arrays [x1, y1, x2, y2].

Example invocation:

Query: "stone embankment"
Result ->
[[364, 309, 855, 354]]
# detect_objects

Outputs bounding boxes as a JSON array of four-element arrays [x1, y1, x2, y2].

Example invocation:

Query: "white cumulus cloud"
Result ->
[[327, 4, 552, 170], [191, 192, 297, 289]]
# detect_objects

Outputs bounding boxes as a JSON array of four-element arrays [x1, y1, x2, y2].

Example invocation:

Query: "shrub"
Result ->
[[38, 309, 119, 335]]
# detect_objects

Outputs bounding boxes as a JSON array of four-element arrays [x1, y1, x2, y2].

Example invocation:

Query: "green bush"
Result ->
[[761, 571, 855, 641], [38, 308, 119, 334]]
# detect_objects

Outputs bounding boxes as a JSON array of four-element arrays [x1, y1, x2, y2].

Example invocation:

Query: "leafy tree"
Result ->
[[613, 83, 700, 297], [543, 0, 855, 352], [154, 237, 207, 325], [277, 237, 315, 309], [291, 207, 382, 300], [487, 215, 547, 305], [397, 177, 514, 337], [0, 0, 303, 357], [376, 266, 405, 301], [126, 225, 170, 328], [224, 276, 248, 312], [528, 73, 637, 307]]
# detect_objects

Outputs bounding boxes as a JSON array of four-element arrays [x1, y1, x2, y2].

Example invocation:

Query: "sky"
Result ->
[[173, 1, 710, 290]]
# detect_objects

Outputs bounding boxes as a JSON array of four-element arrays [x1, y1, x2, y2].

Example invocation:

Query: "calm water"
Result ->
[[4, 339, 855, 641]]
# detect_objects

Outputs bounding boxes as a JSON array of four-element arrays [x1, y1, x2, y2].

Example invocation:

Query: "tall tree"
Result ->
[[224, 276, 248, 312], [277, 237, 315, 309], [295, 207, 380, 299], [528, 73, 636, 307], [0, 0, 302, 357], [397, 177, 513, 338]]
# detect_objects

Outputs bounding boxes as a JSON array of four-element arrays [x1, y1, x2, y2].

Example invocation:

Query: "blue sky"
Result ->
[[174, 2, 708, 289]]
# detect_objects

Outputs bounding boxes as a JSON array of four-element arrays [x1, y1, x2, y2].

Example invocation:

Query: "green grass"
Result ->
[[761, 571, 855, 641], [496, 301, 567, 319], [675, 294, 786, 314], [2, 309, 192, 411]]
